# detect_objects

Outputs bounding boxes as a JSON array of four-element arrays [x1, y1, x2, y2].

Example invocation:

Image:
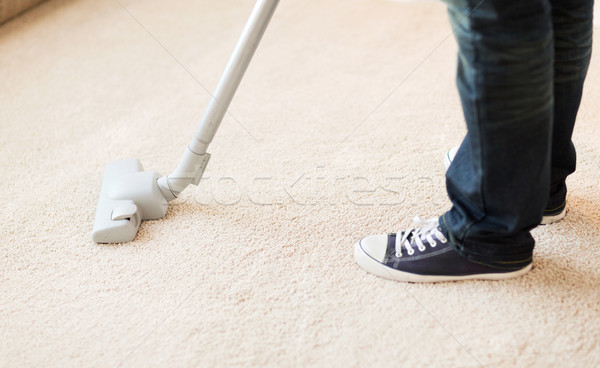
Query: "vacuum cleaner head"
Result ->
[[91, 0, 279, 243], [92, 159, 168, 243]]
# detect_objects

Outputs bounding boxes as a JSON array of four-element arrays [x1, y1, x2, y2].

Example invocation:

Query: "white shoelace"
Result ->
[[394, 216, 448, 257]]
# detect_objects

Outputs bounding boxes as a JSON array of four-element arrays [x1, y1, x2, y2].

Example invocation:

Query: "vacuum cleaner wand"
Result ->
[[92, 0, 280, 243]]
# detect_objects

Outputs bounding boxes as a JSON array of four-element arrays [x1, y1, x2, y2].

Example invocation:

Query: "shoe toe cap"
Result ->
[[357, 234, 389, 262]]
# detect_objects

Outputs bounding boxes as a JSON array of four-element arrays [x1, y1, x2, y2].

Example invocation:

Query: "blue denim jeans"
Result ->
[[439, 0, 593, 269]]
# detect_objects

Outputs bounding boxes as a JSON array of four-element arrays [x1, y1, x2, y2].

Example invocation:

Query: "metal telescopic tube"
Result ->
[[190, 0, 280, 154], [157, 0, 280, 201]]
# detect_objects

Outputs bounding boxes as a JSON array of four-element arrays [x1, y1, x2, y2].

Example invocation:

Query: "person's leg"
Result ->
[[353, 0, 556, 282], [545, 0, 593, 217], [440, 0, 555, 269]]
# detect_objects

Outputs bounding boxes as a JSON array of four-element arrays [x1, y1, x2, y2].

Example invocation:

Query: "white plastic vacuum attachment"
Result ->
[[92, 0, 280, 243], [92, 159, 168, 243]]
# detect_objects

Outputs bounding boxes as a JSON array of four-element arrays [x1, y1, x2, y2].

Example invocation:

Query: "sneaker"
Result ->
[[354, 217, 533, 283], [541, 202, 567, 225], [443, 147, 566, 224], [443, 146, 459, 171]]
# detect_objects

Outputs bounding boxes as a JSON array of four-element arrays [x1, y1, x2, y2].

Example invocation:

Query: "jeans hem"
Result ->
[[439, 213, 533, 270]]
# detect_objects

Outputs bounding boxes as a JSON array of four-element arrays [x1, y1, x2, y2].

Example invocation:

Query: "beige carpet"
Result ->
[[1, 0, 600, 366]]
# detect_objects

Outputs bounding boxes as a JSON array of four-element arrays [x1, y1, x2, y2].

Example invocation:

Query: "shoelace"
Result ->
[[394, 216, 448, 257]]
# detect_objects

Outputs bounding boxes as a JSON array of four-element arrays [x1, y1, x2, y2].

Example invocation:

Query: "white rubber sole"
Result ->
[[354, 241, 532, 283], [540, 207, 566, 225]]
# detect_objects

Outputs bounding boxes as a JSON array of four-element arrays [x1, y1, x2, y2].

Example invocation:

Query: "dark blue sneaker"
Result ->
[[540, 201, 566, 225], [354, 217, 532, 282], [444, 147, 566, 225]]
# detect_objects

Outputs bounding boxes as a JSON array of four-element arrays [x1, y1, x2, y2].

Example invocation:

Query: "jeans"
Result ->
[[438, 0, 593, 269]]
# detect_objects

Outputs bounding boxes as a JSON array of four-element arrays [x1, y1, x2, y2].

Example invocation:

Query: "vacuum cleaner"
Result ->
[[92, 0, 280, 243]]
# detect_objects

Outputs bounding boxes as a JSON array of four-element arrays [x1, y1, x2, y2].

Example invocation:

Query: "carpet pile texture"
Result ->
[[1, 0, 599, 366]]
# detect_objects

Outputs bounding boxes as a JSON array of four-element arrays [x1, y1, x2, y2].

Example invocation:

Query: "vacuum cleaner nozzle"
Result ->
[[91, 0, 280, 243], [92, 159, 168, 243]]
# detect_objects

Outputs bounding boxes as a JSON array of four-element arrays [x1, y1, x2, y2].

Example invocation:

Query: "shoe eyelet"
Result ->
[[430, 240, 436, 248], [418, 246, 426, 252], [395, 252, 402, 258], [407, 249, 415, 256]]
